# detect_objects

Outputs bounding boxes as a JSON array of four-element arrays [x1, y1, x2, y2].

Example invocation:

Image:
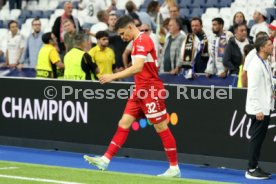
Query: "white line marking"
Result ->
[[0, 174, 84, 184], [0, 167, 18, 170]]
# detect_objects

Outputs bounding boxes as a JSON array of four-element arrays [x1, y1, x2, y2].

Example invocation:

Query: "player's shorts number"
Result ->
[[146, 102, 157, 114]]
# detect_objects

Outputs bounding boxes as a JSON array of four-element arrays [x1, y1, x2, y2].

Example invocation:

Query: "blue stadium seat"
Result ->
[[189, 0, 206, 9], [116, 10, 125, 17], [20, 10, 32, 19], [266, 8, 276, 23], [31, 10, 43, 18], [179, 8, 190, 19], [41, 10, 54, 19], [57, 1, 66, 9], [0, 20, 4, 28], [179, 0, 192, 8], [72, 1, 78, 9], [217, 0, 233, 7], [247, 19, 254, 29], [204, 0, 219, 8], [190, 8, 204, 18]]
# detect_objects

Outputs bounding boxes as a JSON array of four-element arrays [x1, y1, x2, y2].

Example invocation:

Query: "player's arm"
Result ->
[[99, 57, 144, 84]]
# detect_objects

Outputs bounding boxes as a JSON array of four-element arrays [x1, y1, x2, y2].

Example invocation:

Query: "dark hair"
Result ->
[[255, 36, 270, 52], [125, 1, 136, 13], [191, 17, 202, 26], [97, 10, 108, 22], [96, 31, 109, 39], [243, 44, 254, 57], [170, 18, 183, 30], [114, 15, 134, 31], [233, 22, 247, 31], [232, 11, 247, 25], [74, 33, 90, 46], [42, 32, 52, 44], [8, 20, 18, 29], [212, 17, 224, 26], [32, 18, 40, 25], [256, 31, 269, 40], [147, 1, 159, 13]]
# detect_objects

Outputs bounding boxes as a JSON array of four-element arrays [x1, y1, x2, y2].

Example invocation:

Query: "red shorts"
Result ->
[[124, 86, 167, 124]]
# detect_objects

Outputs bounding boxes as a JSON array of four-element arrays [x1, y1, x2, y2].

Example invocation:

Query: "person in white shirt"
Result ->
[[242, 31, 269, 87], [245, 36, 274, 180], [3, 20, 25, 68], [90, 10, 109, 45], [78, 0, 116, 24], [250, 8, 269, 42]]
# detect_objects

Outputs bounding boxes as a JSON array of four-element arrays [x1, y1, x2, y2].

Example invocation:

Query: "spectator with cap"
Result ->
[[64, 33, 98, 80], [52, 1, 82, 59], [250, 8, 269, 42], [36, 33, 64, 79]]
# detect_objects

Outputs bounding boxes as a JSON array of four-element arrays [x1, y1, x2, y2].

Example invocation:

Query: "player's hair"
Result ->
[[8, 20, 18, 29], [212, 17, 224, 26], [255, 36, 270, 52], [42, 32, 52, 44], [96, 31, 109, 39], [114, 15, 134, 31]]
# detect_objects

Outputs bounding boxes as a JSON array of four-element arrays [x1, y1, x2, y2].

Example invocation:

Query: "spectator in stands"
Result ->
[[63, 19, 77, 53], [125, 0, 156, 32], [159, 18, 185, 74], [107, 13, 118, 36], [228, 12, 249, 35], [19, 18, 43, 68], [245, 36, 273, 180], [3, 20, 25, 68], [52, 1, 82, 59], [64, 33, 98, 80], [169, 5, 191, 33], [108, 13, 129, 72], [159, 0, 177, 20], [36, 32, 64, 78], [205, 18, 233, 78], [174, 17, 209, 79], [78, 0, 116, 24], [90, 10, 109, 45], [250, 8, 269, 42], [147, 0, 161, 25], [223, 23, 250, 75], [8, 0, 21, 10], [237, 44, 254, 88], [241, 31, 269, 87], [88, 31, 114, 78], [123, 23, 159, 69]]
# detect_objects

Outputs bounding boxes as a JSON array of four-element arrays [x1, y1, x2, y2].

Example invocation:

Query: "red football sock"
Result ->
[[158, 128, 178, 166], [104, 126, 130, 160]]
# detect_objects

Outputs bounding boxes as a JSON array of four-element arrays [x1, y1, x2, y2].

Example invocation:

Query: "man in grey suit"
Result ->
[[245, 36, 274, 180]]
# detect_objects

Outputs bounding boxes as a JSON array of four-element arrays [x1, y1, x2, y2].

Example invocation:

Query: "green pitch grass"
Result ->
[[0, 161, 236, 184]]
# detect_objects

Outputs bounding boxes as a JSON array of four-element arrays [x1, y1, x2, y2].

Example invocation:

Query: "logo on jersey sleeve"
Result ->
[[136, 45, 145, 52]]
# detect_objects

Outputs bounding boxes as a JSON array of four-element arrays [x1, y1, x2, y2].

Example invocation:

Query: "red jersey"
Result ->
[[131, 33, 163, 89]]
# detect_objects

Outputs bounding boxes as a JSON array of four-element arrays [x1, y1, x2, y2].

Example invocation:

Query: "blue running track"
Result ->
[[0, 145, 275, 184]]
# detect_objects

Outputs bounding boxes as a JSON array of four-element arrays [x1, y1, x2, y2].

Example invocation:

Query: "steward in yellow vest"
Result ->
[[36, 32, 64, 78], [64, 33, 98, 80]]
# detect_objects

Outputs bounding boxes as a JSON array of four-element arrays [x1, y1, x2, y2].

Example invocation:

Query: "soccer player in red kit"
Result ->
[[84, 15, 181, 177]]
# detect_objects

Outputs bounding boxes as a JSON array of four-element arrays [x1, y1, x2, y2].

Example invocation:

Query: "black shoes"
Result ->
[[245, 166, 271, 180]]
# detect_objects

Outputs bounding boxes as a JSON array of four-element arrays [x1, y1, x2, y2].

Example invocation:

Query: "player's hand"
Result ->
[[256, 112, 264, 121], [99, 74, 114, 84]]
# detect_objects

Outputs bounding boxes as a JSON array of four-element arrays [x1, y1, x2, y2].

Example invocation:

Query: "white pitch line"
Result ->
[[0, 167, 18, 170], [0, 174, 84, 184]]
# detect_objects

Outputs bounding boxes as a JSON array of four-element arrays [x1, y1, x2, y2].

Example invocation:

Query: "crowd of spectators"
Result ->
[[0, 0, 275, 88]]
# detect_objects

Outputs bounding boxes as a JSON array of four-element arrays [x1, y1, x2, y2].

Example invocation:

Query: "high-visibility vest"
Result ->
[[64, 48, 87, 80], [36, 45, 55, 78]]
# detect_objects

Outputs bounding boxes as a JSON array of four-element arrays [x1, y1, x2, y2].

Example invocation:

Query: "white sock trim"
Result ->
[[170, 165, 179, 170], [101, 156, 110, 164]]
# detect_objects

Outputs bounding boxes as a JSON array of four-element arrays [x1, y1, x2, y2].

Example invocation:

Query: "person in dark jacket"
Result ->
[[52, 1, 82, 59], [223, 23, 251, 75]]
